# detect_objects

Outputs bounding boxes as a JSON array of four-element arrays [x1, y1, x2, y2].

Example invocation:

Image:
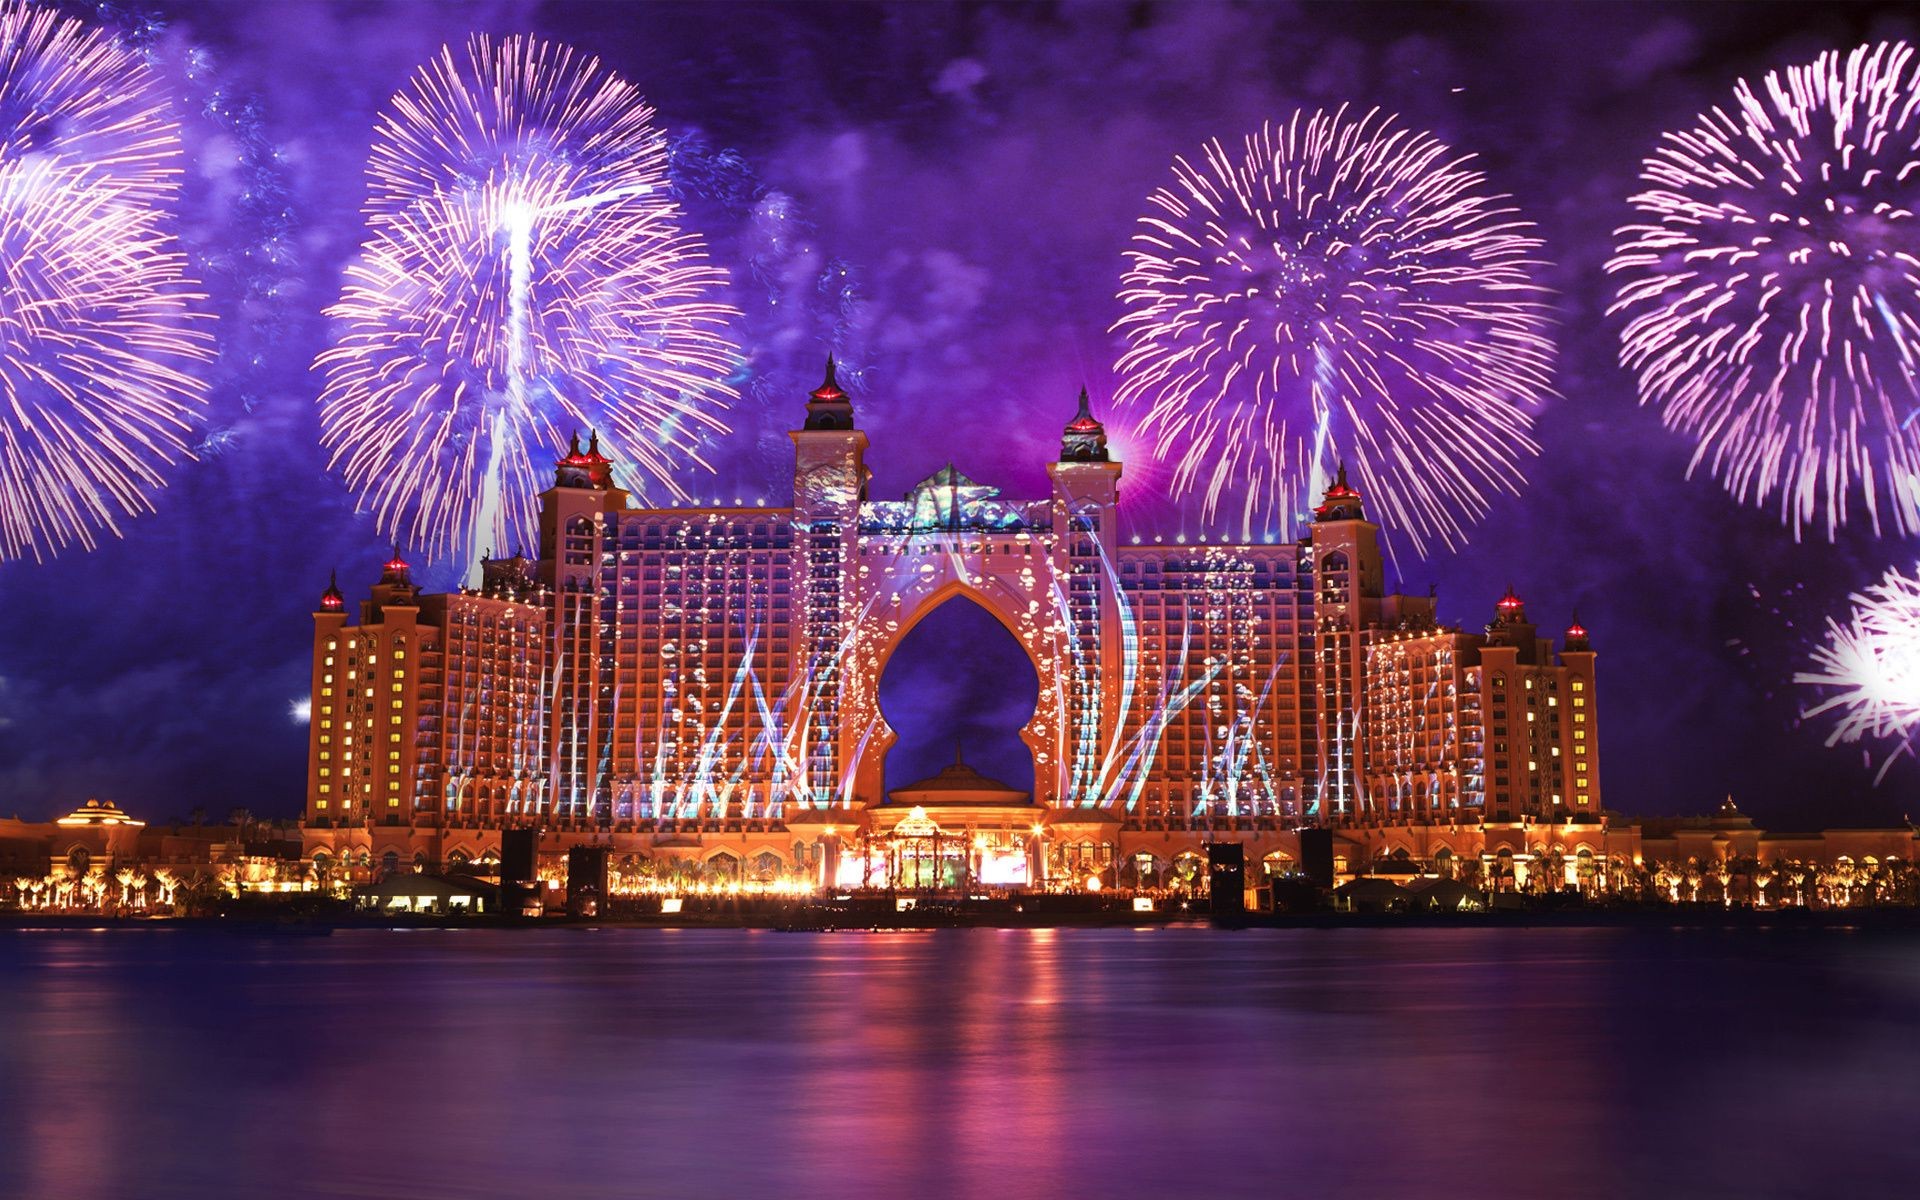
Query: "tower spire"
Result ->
[[803, 353, 855, 430], [554, 427, 615, 489], [1060, 386, 1109, 462], [319, 569, 345, 612], [1314, 461, 1364, 521], [1565, 608, 1591, 649]]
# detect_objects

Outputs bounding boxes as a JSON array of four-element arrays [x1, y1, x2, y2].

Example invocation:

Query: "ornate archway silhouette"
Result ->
[[850, 575, 1068, 809], [873, 587, 1043, 798]]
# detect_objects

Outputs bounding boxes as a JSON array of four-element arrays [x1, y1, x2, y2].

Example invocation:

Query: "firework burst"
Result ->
[[1110, 105, 1554, 554], [0, 0, 209, 563], [1610, 40, 1920, 540], [1798, 563, 1920, 779], [316, 34, 738, 567]]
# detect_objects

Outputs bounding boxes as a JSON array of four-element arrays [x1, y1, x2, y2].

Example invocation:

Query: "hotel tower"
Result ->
[[305, 364, 1612, 889]]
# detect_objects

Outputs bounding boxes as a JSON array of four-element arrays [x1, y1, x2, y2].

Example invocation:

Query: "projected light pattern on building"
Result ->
[[305, 364, 1599, 887]]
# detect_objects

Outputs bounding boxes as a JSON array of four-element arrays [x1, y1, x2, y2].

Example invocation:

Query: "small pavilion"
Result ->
[[850, 749, 1047, 890]]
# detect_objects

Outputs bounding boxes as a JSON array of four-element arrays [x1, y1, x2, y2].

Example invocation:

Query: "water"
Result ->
[[1, 926, 1915, 1199]]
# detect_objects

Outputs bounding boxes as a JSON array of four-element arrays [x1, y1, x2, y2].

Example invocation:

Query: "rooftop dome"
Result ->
[[55, 798, 143, 827], [888, 749, 1030, 807]]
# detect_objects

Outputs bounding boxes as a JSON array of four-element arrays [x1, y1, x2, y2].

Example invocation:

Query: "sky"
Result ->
[[0, 0, 1917, 827]]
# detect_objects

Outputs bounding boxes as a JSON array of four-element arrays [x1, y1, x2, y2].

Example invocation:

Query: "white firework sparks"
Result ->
[[1111, 104, 1555, 554], [1798, 562, 1920, 780], [1609, 40, 1920, 540]]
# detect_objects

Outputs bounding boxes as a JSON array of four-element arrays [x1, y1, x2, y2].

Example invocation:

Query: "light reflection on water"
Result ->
[[0, 926, 1915, 1199]]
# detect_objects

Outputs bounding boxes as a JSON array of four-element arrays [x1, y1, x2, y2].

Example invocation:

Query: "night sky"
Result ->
[[1, 0, 1916, 827]]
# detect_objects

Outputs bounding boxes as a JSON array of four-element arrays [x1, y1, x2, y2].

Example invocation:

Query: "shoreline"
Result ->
[[6, 904, 1920, 934]]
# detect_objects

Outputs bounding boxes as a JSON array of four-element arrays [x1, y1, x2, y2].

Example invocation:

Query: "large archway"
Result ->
[[876, 593, 1040, 797]]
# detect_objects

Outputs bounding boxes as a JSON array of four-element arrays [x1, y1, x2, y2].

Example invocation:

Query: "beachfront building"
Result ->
[[301, 364, 1614, 891]]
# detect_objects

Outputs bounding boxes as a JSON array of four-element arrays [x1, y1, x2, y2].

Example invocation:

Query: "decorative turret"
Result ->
[[1494, 584, 1527, 625], [381, 545, 411, 584], [367, 544, 421, 614], [318, 570, 345, 613], [1564, 611, 1591, 651], [803, 355, 855, 431], [554, 429, 615, 489], [1060, 387, 1109, 463], [1314, 464, 1365, 522], [790, 354, 869, 514], [1712, 795, 1755, 830]]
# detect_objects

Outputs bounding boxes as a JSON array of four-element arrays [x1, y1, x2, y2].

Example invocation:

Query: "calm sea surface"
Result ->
[[0, 925, 1915, 1199]]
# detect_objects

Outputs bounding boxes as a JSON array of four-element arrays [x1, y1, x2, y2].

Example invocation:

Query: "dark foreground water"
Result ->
[[1, 926, 1916, 1199]]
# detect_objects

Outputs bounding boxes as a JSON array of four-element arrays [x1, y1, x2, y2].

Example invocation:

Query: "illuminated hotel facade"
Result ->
[[304, 364, 1615, 890]]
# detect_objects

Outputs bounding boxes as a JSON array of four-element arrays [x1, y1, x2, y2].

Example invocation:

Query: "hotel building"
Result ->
[[303, 364, 1612, 890]]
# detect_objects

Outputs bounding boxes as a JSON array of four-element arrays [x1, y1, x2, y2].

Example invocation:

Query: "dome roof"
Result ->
[[888, 751, 1029, 806], [55, 797, 143, 827]]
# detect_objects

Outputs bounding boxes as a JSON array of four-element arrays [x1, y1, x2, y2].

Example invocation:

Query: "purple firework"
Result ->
[[1610, 40, 1920, 540], [1110, 104, 1554, 554]]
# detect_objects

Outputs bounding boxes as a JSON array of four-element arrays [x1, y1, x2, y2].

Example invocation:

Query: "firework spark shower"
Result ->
[[5, 0, 1920, 835], [1110, 105, 1556, 555], [0, 0, 209, 563], [1797, 562, 1920, 780], [1609, 40, 1920, 541], [315, 33, 739, 569]]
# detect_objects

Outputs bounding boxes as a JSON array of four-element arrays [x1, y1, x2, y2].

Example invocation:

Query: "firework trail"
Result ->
[[0, 0, 209, 563], [1609, 41, 1920, 540], [1111, 105, 1554, 554], [316, 34, 739, 570], [1797, 563, 1920, 781]]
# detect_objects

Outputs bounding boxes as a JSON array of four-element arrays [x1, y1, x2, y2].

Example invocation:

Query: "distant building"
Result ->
[[303, 364, 1616, 888], [0, 801, 306, 911]]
